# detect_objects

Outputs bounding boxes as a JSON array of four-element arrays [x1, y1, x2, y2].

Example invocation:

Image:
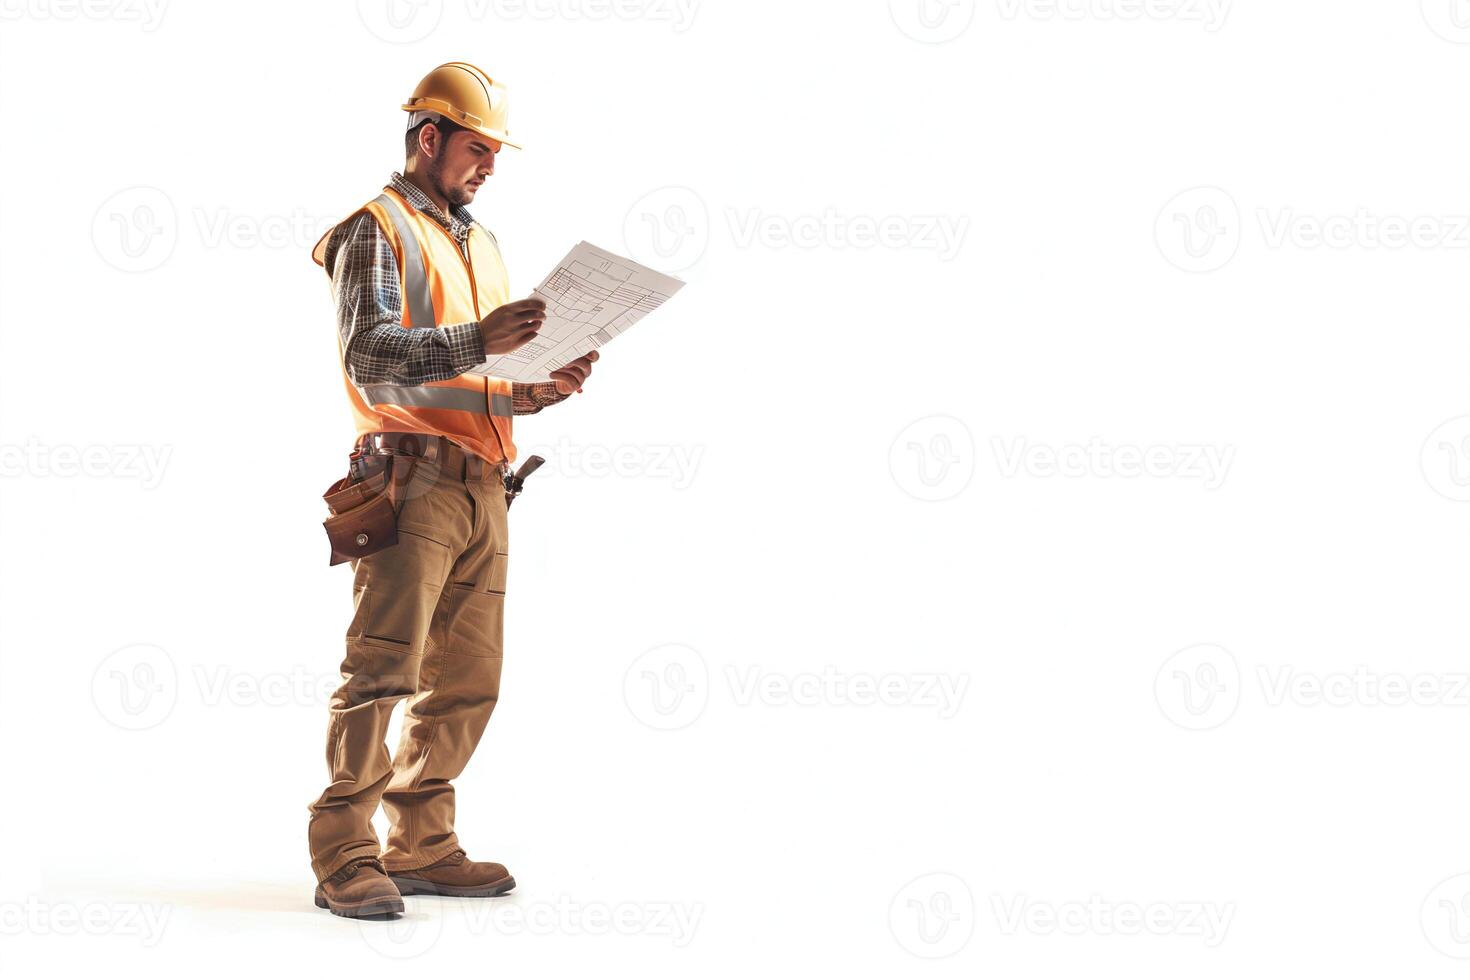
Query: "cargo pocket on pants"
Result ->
[[488, 550, 508, 596], [445, 550, 507, 658]]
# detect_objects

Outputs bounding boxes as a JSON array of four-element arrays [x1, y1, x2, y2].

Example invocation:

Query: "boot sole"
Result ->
[[388, 874, 517, 898], [314, 887, 405, 918]]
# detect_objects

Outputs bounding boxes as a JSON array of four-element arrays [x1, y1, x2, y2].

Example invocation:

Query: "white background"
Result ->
[[2, 0, 1469, 974]]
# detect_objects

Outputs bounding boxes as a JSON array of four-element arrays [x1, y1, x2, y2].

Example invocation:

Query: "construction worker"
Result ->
[[305, 62, 598, 919]]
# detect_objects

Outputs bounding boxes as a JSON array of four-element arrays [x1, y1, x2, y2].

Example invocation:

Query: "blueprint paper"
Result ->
[[468, 241, 684, 383]]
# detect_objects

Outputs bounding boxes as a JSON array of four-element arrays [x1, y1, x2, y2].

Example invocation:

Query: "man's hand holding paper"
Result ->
[[467, 241, 684, 383]]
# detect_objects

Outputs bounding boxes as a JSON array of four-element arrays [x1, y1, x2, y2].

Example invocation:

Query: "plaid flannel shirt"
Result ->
[[320, 172, 570, 415]]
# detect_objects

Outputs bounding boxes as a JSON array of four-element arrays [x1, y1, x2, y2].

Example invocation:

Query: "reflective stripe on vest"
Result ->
[[361, 383, 514, 417], [373, 192, 436, 333], [345, 193, 512, 419]]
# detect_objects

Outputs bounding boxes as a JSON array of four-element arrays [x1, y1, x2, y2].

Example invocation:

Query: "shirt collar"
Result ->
[[388, 171, 476, 244]]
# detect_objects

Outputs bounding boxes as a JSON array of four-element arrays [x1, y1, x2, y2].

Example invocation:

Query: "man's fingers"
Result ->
[[503, 298, 547, 316]]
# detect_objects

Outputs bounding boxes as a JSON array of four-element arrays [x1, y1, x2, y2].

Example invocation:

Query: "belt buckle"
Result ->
[[349, 449, 385, 481]]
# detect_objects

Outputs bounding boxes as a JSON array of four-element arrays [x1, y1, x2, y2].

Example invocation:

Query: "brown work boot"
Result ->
[[313, 856, 405, 918], [387, 849, 517, 897]]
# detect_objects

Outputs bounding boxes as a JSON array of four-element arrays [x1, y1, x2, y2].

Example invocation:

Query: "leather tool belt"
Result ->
[[321, 432, 544, 566]]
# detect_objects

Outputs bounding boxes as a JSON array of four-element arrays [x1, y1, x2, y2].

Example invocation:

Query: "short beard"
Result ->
[[426, 151, 472, 208]]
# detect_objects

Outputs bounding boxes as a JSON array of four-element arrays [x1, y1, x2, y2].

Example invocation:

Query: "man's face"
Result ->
[[426, 126, 500, 207]]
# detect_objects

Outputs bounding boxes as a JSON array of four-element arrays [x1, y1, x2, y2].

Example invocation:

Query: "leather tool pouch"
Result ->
[[322, 454, 412, 566]]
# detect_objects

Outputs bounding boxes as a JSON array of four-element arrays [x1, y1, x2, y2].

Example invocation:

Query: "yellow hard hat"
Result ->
[[402, 62, 521, 150]]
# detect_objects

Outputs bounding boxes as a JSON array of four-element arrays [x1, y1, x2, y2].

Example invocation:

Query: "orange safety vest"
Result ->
[[311, 185, 516, 465]]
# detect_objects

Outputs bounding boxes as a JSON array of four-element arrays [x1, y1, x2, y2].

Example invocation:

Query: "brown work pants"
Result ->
[[307, 440, 509, 883]]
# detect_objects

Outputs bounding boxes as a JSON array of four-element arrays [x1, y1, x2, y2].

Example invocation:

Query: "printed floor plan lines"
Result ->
[[468, 241, 685, 383]]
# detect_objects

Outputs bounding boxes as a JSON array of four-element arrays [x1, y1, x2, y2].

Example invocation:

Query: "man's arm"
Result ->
[[328, 213, 572, 414], [328, 212, 487, 386]]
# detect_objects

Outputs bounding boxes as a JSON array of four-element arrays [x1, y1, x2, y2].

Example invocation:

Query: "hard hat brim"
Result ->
[[401, 99, 522, 149]]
